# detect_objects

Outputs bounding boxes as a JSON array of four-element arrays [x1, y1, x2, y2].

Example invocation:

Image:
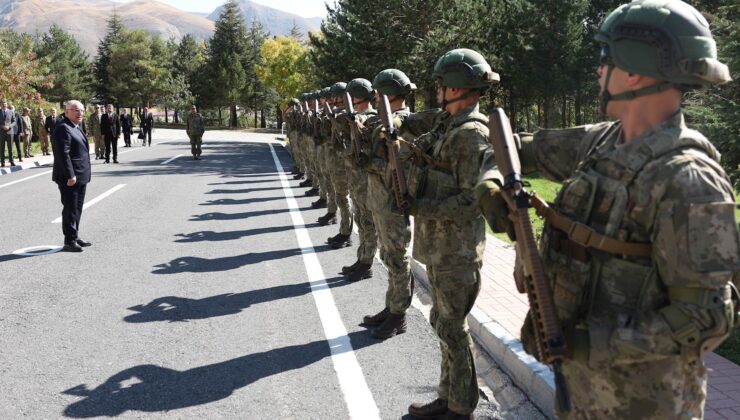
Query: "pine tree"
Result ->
[[33, 25, 93, 105], [94, 13, 125, 104]]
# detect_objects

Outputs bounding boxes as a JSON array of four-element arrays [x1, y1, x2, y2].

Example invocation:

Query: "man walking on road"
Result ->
[[101, 104, 120, 164], [186, 105, 205, 160], [140, 106, 153, 146], [52, 100, 92, 253]]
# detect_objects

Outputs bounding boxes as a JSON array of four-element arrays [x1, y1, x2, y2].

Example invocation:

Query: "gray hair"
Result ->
[[65, 100, 84, 111]]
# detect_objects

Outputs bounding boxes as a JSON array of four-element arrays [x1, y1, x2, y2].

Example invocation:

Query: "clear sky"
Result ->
[[113, 0, 329, 18]]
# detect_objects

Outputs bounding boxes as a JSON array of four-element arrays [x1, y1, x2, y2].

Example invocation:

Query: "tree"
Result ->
[[257, 36, 315, 106], [94, 13, 125, 104], [0, 30, 46, 107], [33, 25, 93, 105]]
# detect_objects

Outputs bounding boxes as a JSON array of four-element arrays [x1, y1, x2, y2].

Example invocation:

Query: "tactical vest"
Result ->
[[542, 120, 727, 327], [410, 112, 488, 202]]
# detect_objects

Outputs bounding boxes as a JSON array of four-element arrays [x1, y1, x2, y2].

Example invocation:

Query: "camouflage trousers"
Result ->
[[303, 135, 320, 186], [92, 134, 104, 158], [346, 162, 376, 264], [328, 148, 352, 235], [189, 135, 202, 156], [372, 213, 412, 314], [318, 143, 335, 210], [287, 129, 301, 168], [557, 357, 706, 419], [428, 263, 481, 415]]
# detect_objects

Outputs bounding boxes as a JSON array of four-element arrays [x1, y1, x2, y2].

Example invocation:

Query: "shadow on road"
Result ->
[[174, 224, 320, 243], [62, 330, 378, 418], [152, 246, 331, 274], [124, 276, 349, 323], [189, 206, 312, 221], [204, 186, 286, 195]]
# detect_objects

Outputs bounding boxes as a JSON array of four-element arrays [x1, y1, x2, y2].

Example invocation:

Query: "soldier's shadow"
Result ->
[[189, 206, 312, 221], [151, 246, 331, 274], [173, 223, 320, 243], [124, 276, 348, 323], [62, 331, 377, 418]]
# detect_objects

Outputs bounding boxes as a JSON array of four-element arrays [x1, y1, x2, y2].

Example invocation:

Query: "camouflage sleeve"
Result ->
[[368, 115, 405, 175], [528, 122, 612, 182], [415, 126, 490, 220], [593, 152, 740, 365]]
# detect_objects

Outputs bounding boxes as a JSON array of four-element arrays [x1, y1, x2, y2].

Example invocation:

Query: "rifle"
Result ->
[[322, 102, 343, 150], [378, 94, 410, 225], [488, 108, 570, 413], [312, 100, 320, 140], [301, 101, 309, 133], [343, 91, 364, 166]]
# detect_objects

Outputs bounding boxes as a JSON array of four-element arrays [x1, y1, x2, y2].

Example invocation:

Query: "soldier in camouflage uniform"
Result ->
[[325, 82, 354, 248], [303, 92, 322, 197], [34, 108, 49, 156], [297, 93, 315, 189], [407, 49, 499, 420], [186, 105, 205, 160], [284, 98, 302, 176], [362, 69, 418, 340], [88, 105, 102, 160], [337, 78, 380, 281], [476, 1, 738, 418], [315, 87, 339, 222]]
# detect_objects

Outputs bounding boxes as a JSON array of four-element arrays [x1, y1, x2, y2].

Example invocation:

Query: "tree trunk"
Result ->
[[165, 107, 169, 124], [574, 89, 582, 126], [174, 109, 179, 124], [218, 107, 222, 126], [230, 104, 237, 128], [260, 109, 266, 128], [253, 110, 258, 128], [276, 104, 283, 130], [561, 96, 567, 128]]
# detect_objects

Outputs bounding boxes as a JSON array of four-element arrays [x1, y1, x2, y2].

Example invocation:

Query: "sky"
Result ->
[[113, 0, 329, 18]]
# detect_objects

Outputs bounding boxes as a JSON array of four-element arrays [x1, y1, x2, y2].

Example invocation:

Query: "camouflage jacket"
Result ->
[[366, 107, 413, 213], [411, 104, 491, 265], [186, 112, 205, 137], [515, 111, 739, 367], [88, 112, 101, 136], [335, 108, 380, 166]]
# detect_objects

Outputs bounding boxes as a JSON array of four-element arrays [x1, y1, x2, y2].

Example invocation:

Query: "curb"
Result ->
[[409, 256, 556, 419], [0, 158, 53, 176]]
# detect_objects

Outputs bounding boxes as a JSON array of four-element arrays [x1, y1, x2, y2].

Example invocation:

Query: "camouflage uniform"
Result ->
[[34, 111, 49, 155], [186, 110, 205, 158], [411, 104, 491, 415], [499, 112, 739, 419], [325, 109, 353, 237], [317, 120, 335, 208], [88, 111, 103, 159]]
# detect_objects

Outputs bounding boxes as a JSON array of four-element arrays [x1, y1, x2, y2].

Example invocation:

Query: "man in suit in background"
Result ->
[[9, 105, 23, 162], [101, 103, 120, 163], [45, 108, 59, 155], [120, 109, 133, 147], [52, 100, 92, 253], [0, 99, 16, 167], [140, 106, 153, 146]]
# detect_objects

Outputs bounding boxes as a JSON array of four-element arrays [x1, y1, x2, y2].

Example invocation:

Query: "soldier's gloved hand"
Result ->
[[563, 323, 590, 363], [408, 197, 429, 217], [474, 180, 514, 239]]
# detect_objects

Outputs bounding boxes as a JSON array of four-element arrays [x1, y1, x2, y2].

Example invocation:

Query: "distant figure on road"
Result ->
[[186, 105, 205, 160], [140, 106, 153, 146], [20, 107, 32, 158], [35, 108, 49, 156], [52, 100, 92, 253], [88, 105, 103, 159], [0, 99, 16, 167], [120, 108, 133, 147], [101, 104, 120, 164], [45, 108, 59, 155], [9, 105, 23, 162]]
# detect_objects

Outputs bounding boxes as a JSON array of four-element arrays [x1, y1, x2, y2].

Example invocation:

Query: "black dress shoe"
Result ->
[[76, 239, 92, 247], [62, 243, 83, 252], [9, 161, 16, 166], [105, 160, 110, 164], [113, 160, 119, 163]]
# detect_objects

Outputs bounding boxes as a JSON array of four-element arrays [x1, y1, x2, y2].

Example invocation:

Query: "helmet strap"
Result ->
[[441, 87, 479, 109], [600, 64, 674, 115]]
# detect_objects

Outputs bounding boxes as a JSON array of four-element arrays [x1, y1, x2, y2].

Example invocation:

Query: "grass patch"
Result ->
[[488, 175, 561, 243]]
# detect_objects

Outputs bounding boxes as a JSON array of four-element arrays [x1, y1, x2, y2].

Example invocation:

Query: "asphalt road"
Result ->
[[0, 129, 509, 419]]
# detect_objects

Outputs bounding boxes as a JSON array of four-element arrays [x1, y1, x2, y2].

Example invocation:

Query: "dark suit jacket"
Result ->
[[120, 114, 133, 132], [100, 112, 120, 139], [44, 115, 58, 134], [52, 116, 91, 184], [140, 112, 153, 129]]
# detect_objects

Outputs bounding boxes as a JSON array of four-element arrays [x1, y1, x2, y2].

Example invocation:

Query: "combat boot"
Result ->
[[305, 187, 320, 197], [445, 411, 474, 420], [362, 307, 389, 326], [372, 312, 406, 339], [291, 166, 300, 174], [293, 172, 304, 180], [299, 178, 312, 188], [341, 260, 361, 274], [329, 233, 352, 249], [317, 212, 336, 225], [311, 197, 327, 209], [346, 263, 372, 281], [408, 398, 448, 419]]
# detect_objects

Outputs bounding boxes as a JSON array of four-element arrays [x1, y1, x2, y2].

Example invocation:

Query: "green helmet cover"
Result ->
[[330, 82, 347, 97], [433, 48, 500, 89], [372, 69, 417, 96], [288, 98, 300, 106], [319, 87, 332, 99], [347, 78, 374, 100], [595, 0, 730, 88]]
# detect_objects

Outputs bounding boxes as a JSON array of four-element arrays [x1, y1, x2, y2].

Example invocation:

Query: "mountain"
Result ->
[[207, 0, 322, 36], [0, 0, 214, 55]]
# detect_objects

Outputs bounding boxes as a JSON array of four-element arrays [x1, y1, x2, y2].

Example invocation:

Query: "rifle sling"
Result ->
[[396, 138, 452, 173], [529, 195, 652, 258]]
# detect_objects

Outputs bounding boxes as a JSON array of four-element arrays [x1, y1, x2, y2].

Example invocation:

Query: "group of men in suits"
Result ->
[[0, 100, 30, 167]]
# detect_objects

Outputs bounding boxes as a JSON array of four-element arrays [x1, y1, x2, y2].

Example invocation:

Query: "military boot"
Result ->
[[299, 179, 312, 188], [291, 166, 300, 174], [341, 260, 361, 274], [372, 312, 406, 339], [445, 410, 474, 420], [305, 187, 320, 197], [311, 197, 327, 209], [293, 172, 304, 180], [346, 263, 372, 281], [408, 398, 448, 419], [317, 212, 337, 225], [362, 307, 389, 326], [329, 233, 352, 249]]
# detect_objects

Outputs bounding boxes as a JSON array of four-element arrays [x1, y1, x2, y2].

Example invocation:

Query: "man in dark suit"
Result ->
[[45, 108, 59, 155], [120, 109, 133, 147], [140, 106, 153, 146], [9, 105, 23, 162], [0, 99, 16, 167], [52, 100, 92, 252], [100, 103, 121, 163]]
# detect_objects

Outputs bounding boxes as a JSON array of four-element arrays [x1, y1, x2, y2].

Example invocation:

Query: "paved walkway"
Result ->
[[471, 237, 740, 419]]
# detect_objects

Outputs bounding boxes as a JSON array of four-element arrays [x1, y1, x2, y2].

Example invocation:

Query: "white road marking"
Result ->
[[12, 245, 63, 256], [161, 154, 183, 165], [52, 184, 127, 223], [0, 170, 52, 189], [268, 143, 381, 420]]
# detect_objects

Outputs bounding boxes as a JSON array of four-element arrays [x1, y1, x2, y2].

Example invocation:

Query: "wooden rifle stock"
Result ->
[[488, 107, 570, 413], [344, 92, 363, 166], [378, 94, 410, 225]]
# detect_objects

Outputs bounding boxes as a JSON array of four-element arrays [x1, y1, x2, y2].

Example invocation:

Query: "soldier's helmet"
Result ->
[[299, 93, 308, 102], [433, 48, 500, 90], [288, 98, 300, 106], [372, 69, 417, 96], [310, 90, 321, 100], [330, 82, 347, 97], [347, 78, 374, 99], [319, 87, 332, 99], [595, 0, 731, 88]]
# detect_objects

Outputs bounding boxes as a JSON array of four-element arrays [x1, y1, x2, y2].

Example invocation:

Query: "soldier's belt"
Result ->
[[531, 195, 652, 258]]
